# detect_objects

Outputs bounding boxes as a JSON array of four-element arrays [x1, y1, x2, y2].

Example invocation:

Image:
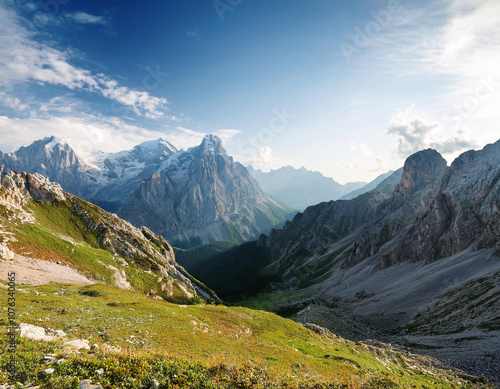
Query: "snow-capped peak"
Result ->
[[44, 135, 71, 150], [134, 138, 178, 154]]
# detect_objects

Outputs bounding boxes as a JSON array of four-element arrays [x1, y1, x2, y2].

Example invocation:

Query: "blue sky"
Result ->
[[0, 0, 499, 183]]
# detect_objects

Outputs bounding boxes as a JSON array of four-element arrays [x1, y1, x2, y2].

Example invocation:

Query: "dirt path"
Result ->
[[0, 254, 94, 286]]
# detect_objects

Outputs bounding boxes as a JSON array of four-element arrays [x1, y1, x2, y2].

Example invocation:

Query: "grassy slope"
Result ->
[[1, 199, 194, 304], [0, 282, 490, 389]]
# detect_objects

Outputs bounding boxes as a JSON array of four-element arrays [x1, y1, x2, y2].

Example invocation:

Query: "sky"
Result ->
[[0, 0, 499, 184]]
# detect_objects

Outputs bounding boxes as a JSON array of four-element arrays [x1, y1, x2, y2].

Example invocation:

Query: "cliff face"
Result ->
[[384, 141, 500, 263], [121, 135, 293, 248]]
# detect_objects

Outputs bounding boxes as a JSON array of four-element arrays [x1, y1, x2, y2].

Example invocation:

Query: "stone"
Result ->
[[0, 244, 14, 260], [79, 380, 103, 389], [63, 339, 90, 351]]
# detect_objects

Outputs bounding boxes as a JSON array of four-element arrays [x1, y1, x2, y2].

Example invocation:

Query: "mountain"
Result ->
[[0, 136, 102, 199], [249, 165, 366, 211], [0, 136, 177, 212], [91, 138, 178, 212], [340, 169, 402, 200], [187, 141, 500, 383], [0, 170, 216, 302], [121, 135, 294, 248], [0, 135, 293, 249]]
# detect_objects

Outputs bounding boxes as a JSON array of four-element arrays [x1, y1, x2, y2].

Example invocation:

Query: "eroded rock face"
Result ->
[[385, 140, 500, 263], [345, 149, 449, 267], [0, 171, 65, 206]]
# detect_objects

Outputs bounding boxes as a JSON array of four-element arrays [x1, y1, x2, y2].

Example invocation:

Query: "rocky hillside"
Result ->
[[0, 171, 216, 303], [121, 135, 294, 248], [189, 141, 500, 383]]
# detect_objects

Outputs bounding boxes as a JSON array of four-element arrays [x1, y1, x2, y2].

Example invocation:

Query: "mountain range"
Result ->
[[180, 140, 500, 382], [249, 165, 368, 210], [0, 135, 294, 248]]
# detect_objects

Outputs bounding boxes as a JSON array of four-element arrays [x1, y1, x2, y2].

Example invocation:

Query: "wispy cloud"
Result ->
[[187, 29, 201, 41], [370, 0, 500, 119], [67, 11, 109, 25], [0, 4, 166, 119], [0, 92, 29, 111], [386, 105, 477, 158]]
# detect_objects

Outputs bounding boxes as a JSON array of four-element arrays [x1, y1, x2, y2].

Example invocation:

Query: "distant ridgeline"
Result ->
[[0, 135, 294, 249]]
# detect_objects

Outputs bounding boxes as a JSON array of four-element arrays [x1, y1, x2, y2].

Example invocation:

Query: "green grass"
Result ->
[[2, 198, 198, 304], [12, 221, 116, 284], [0, 282, 489, 389]]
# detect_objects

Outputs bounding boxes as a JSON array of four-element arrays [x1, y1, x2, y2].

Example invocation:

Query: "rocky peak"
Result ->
[[199, 134, 224, 157], [128, 138, 178, 164], [394, 149, 447, 198]]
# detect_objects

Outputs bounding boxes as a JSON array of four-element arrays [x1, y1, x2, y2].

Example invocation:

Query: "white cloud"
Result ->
[[0, 4, 167, 118], [252, 146, 291, 172], [371, 0, 500, 134], [67, 11, 108, 25], [386, 106, 477, 158], [369, 158, 386, 173], [0, 92, 28, 111]]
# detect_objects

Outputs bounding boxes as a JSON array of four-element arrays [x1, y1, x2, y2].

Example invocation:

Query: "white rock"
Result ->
[[64, 339, 90, 351], [0, 244, 14, 260], [19, 324, 55, 341]]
